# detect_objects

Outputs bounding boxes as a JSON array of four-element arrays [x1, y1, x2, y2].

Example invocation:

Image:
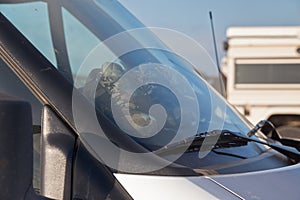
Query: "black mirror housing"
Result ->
[[0, 93, 43, 199]]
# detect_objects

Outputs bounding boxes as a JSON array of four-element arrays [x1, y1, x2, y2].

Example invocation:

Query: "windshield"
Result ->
[[67, 1, 268, 174], [1, 0, 274, 175], [0, 0, 251, 147], [73, 0, 251, 147]]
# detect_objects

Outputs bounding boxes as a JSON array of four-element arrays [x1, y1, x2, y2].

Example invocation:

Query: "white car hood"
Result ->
[[115, 163, 300, 200], [210, 163, 300, 199]]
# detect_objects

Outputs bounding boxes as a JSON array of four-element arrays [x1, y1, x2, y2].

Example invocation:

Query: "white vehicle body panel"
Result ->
[[115, 163, 300, 199], [114, 174, 240, 200]]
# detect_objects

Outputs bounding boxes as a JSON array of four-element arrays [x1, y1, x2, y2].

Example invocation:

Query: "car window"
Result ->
[[62, 8, 120, 87], [0, 58, 42, 193], [0, 2, 57, 67], [62, 8, 100, 78]]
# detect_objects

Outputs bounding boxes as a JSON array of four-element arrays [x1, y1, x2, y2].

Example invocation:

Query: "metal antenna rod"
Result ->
[[209, 11, 226, 97], [209, 11, 221, 74]]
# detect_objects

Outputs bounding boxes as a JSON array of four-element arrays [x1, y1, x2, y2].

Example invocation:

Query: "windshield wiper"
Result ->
[[248, 120, 300, 152], [155, 130, 248, 155], [156, 129, 300, 162]]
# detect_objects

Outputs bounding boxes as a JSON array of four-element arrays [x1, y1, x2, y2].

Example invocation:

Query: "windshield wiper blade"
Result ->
[[156, 129, 300, 162], [155, 130, 248, 155], [238, 130, 300, 162], [248, 120, 300, 152]]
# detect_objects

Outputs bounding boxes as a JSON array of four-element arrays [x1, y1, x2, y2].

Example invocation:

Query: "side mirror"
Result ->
[[0, 94, 50, 200]]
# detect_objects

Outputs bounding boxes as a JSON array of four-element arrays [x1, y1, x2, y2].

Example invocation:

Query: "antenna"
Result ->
[[209, 11, 226, 97]]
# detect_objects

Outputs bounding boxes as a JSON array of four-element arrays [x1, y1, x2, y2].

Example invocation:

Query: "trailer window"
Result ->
[[235, 63, 300, 84]]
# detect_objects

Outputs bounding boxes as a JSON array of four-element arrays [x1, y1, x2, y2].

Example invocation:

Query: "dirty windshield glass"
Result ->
[[0, 0, 277, 177], [66, 0, 252, 149], [0, 0, 252, 150]]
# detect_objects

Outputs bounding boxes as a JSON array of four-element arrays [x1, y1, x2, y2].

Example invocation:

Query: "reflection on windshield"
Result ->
[[58, 0, 253, 150], [1, 0, 252, 150], [79, 47, 251, 149]]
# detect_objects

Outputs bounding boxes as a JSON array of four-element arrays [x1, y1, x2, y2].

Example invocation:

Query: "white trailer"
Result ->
[[222, 26, 300, 137]]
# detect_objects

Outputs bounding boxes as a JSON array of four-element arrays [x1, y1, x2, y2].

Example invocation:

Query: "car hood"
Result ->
[[210, 162, 300, 199], [115, 163, 300, 200]]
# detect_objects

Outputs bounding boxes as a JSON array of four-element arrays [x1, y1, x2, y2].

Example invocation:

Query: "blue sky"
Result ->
[[119, 0, 300, 76]]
